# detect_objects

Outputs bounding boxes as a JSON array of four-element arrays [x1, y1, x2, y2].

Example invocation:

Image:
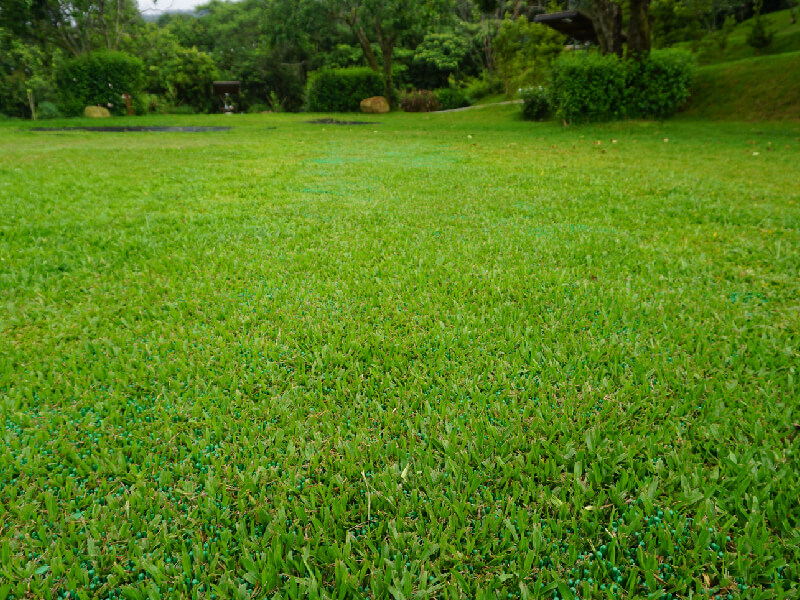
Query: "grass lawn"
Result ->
[[1, 108, 799, 600]]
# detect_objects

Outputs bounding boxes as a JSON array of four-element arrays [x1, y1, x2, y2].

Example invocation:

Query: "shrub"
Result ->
[[626, 50, 696, 119], [462, 73, 503, 104], [549, 52, 627, 123], [435, 87, 469, 110], [37, 101, 62, 119], [136, 93, 161, 114], [520, 86, 551, 120], [248, 103, 272, 113], [1, 28, 57, 118], [549, 50, 695, 122], [493, 17, 564, 97], [305, 67, 384, 112], [57, 51, 144, 116], [123, 26, 217, 112], [411, 32, 473, 89], [400, 89, 441, 112], [747, 15, 775, 54], [164, 104, 195, 115]]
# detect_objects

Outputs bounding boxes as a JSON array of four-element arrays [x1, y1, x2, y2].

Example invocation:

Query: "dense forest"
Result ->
[[0, 0, 794, 117]]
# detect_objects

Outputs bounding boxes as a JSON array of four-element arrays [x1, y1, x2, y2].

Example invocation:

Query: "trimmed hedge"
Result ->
[[626, 50, 697, 120], [549, 49, 696, 122], [305, 67, 384, 112], [521, 86, 551, 121], [434, 88, 470, 110], [549, 52, 627, 123], [57, 51, 144, 116]]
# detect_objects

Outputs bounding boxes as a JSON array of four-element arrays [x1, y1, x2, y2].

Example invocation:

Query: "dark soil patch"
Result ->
[[30, 126, 232, 133], [306, 119, 377, 126]]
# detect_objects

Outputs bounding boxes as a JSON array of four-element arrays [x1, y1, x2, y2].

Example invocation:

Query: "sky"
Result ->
[[138, 0, 208, 14]]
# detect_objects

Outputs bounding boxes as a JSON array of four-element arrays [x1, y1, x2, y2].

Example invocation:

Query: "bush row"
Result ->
[[56, 51, 145, 116], [524, 49, 697, 122], [305, 68, 384, 112], [305, 67, 470, 112]]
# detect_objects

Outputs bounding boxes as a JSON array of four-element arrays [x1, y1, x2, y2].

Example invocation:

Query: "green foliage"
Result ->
[[520, 86, 551, 120], [411, 32, 472, 89], [0, 110, 798, 600], [747, 7, 777, 53], [400, 89, 440, 111], [550, 50, 696, 122], [136, 92, 161, 114], [461, 72, 503, 103], [323, 43, 371, 69], [247, 103, 272, 113], [163, 104, 196, 115], [626, 49, 697, 119], [56, 50, 144, 116], [0, 27, 57, 118], [323, 0, 456, 99], [434, 86, 470, 109], [675, 8, 800, 65], [492, 16, 564, 97], [123, 25, 217, 112], [305, 67, 384, 112], [549, 52, 628, 123], [650, 0, 741, 49], [36, 100, 62, 119]]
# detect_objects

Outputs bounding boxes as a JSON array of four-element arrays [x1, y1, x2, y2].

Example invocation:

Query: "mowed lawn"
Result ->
[[1, 109, 798, 600]]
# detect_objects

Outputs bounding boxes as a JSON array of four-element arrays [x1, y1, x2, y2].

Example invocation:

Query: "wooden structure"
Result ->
[[533, 10, 599, 44], [212, 81, 241, 113]]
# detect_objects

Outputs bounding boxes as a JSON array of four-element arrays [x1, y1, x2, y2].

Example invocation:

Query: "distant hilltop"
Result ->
[[141, 8, 197, 21]]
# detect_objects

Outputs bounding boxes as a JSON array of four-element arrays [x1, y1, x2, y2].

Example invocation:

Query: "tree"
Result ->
[[492, 16, 563, 96], [584, 0, 653, 59], [747, 0, 775, 55], [22, 0, 142, 55], [411, 31, 472, 88], [627, 0, 652, 58], [322, 0, 455, 102], [587, 0, 623, 56], [0, 26, 57, 117], [122, 24, 217, 110]]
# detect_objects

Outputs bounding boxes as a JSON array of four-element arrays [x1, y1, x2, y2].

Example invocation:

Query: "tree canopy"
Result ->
[[0, 0, 785, 117]]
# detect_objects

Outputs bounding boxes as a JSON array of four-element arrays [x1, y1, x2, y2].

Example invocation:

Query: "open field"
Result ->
[[1, 109, 799, 600]]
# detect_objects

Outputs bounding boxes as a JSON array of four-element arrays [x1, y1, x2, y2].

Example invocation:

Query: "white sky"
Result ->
[[138, 0, 208, 14]]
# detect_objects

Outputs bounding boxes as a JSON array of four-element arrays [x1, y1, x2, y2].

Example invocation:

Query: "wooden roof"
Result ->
[[212, 81, 241, 95], [533, 10, 598, 43]]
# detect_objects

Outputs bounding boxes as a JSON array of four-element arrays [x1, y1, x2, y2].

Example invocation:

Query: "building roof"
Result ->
[[533, 10, 598, 43], [212, 81, 241, 95]]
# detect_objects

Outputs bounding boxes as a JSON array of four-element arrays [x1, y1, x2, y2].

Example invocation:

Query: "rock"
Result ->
[[84, 106, 111, 118], [360, 96, 390, 114]]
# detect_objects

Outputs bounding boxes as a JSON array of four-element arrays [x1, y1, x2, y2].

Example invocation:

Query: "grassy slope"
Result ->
[[675, 9, 800, 65], [1, 110, 799, 600], [673, 9, 800, 120], [683, 50, 800, 120]]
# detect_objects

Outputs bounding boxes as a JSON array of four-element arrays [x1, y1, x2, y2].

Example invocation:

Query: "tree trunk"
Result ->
[[375, 20, 396, 104], [353, 25, 380, 72], [343, 10, 380, 72], [591, 0, 623, 56], [381, 42, 394, 102], [626, 0, 652, 59]]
